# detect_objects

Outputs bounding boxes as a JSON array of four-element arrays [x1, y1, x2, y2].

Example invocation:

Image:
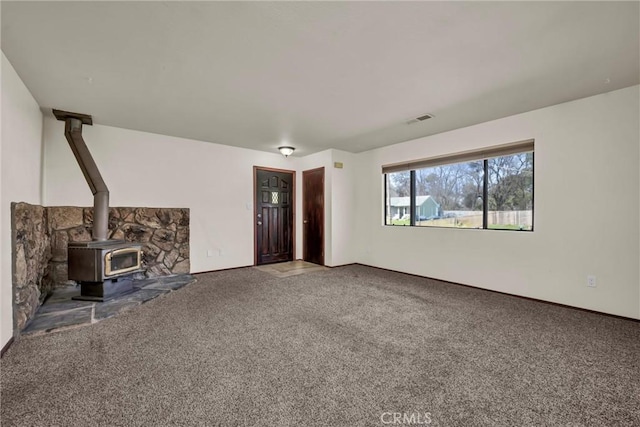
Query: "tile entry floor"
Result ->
[[254, 260, 328, 278]]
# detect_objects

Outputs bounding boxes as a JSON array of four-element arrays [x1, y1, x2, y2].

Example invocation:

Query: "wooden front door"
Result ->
[[303, 167, 324, 265], [255, 168, 294, 265]]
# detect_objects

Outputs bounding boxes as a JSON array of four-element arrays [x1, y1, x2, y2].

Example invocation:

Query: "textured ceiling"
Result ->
[[2, 1, 639, 155]]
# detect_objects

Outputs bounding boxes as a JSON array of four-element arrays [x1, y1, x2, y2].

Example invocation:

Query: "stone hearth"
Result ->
[[22, 274, 196, 336], [11, 203, 190, 333]]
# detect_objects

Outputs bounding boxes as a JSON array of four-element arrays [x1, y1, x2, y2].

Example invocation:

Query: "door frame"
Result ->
[[302, 166, 325, 266], [253, 166, 296, 266]]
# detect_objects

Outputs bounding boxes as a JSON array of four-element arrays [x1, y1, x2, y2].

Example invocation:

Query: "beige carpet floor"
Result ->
[[1, 265, 639, 426]]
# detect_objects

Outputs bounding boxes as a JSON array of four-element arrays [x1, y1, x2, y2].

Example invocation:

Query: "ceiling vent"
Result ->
[[406, 113, 434, 125]]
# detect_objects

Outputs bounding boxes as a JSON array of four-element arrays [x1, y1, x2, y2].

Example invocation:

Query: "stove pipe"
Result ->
[[53, 109, 109, 241]]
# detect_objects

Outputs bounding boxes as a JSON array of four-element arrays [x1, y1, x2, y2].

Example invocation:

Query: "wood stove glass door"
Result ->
[[255, 168, 294, 265]]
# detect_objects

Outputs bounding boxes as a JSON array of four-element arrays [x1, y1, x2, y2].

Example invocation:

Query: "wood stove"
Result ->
[[68, 240, 143, 301], [54, 109, 144, 301]]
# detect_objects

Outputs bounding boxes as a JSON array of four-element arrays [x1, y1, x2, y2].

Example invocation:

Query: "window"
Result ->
[[414, 160, 484, 228], [487, 153, 533, 230], [383, 140, 534, 231], [385, 171, 411, 225]]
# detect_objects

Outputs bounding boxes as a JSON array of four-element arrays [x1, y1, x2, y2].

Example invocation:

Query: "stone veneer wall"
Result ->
[[11, 203, 190, 332], [11, 203, 51, 332], [48, 206, 190, 284]]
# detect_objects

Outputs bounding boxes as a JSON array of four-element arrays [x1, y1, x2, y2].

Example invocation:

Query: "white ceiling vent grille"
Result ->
[[406, 113, 434, 125]]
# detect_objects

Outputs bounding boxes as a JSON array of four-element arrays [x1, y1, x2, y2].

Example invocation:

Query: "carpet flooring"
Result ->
[[1, 265, 639, 426]]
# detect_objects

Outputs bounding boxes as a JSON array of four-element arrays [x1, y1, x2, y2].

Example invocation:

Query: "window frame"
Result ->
[[383, 140, 534, 232]]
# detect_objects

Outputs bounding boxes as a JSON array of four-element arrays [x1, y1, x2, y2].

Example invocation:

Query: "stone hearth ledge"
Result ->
[[22, 274, 196, 336]]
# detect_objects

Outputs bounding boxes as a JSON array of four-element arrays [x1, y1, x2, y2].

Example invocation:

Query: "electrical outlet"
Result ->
[[587, 275, 597, 288], [219, 249, 224, 256], [207, 249, 214, 257]]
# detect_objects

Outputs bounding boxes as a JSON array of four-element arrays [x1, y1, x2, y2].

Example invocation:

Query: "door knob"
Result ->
[[303, 220, 308, 224], [257, 221, 262, 225]]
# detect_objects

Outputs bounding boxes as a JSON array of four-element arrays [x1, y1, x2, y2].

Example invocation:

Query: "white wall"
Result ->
[[43, 118, 297, 273], [355, 85, 640, 319], [330, 150, 357, 266], [1, 53, 44, 347], [42, 121, 357, 272]]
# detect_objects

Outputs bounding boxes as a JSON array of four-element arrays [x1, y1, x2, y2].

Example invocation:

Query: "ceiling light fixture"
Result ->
[[278, 146, 295, 157]]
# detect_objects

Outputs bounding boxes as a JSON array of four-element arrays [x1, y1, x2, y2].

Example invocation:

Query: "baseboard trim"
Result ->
[[193, 265, 254, 276], [325, 262, 357, 269], [353, 263, 640, 323], [193, 262, 638, 322], [1, 337, 15, 358]]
